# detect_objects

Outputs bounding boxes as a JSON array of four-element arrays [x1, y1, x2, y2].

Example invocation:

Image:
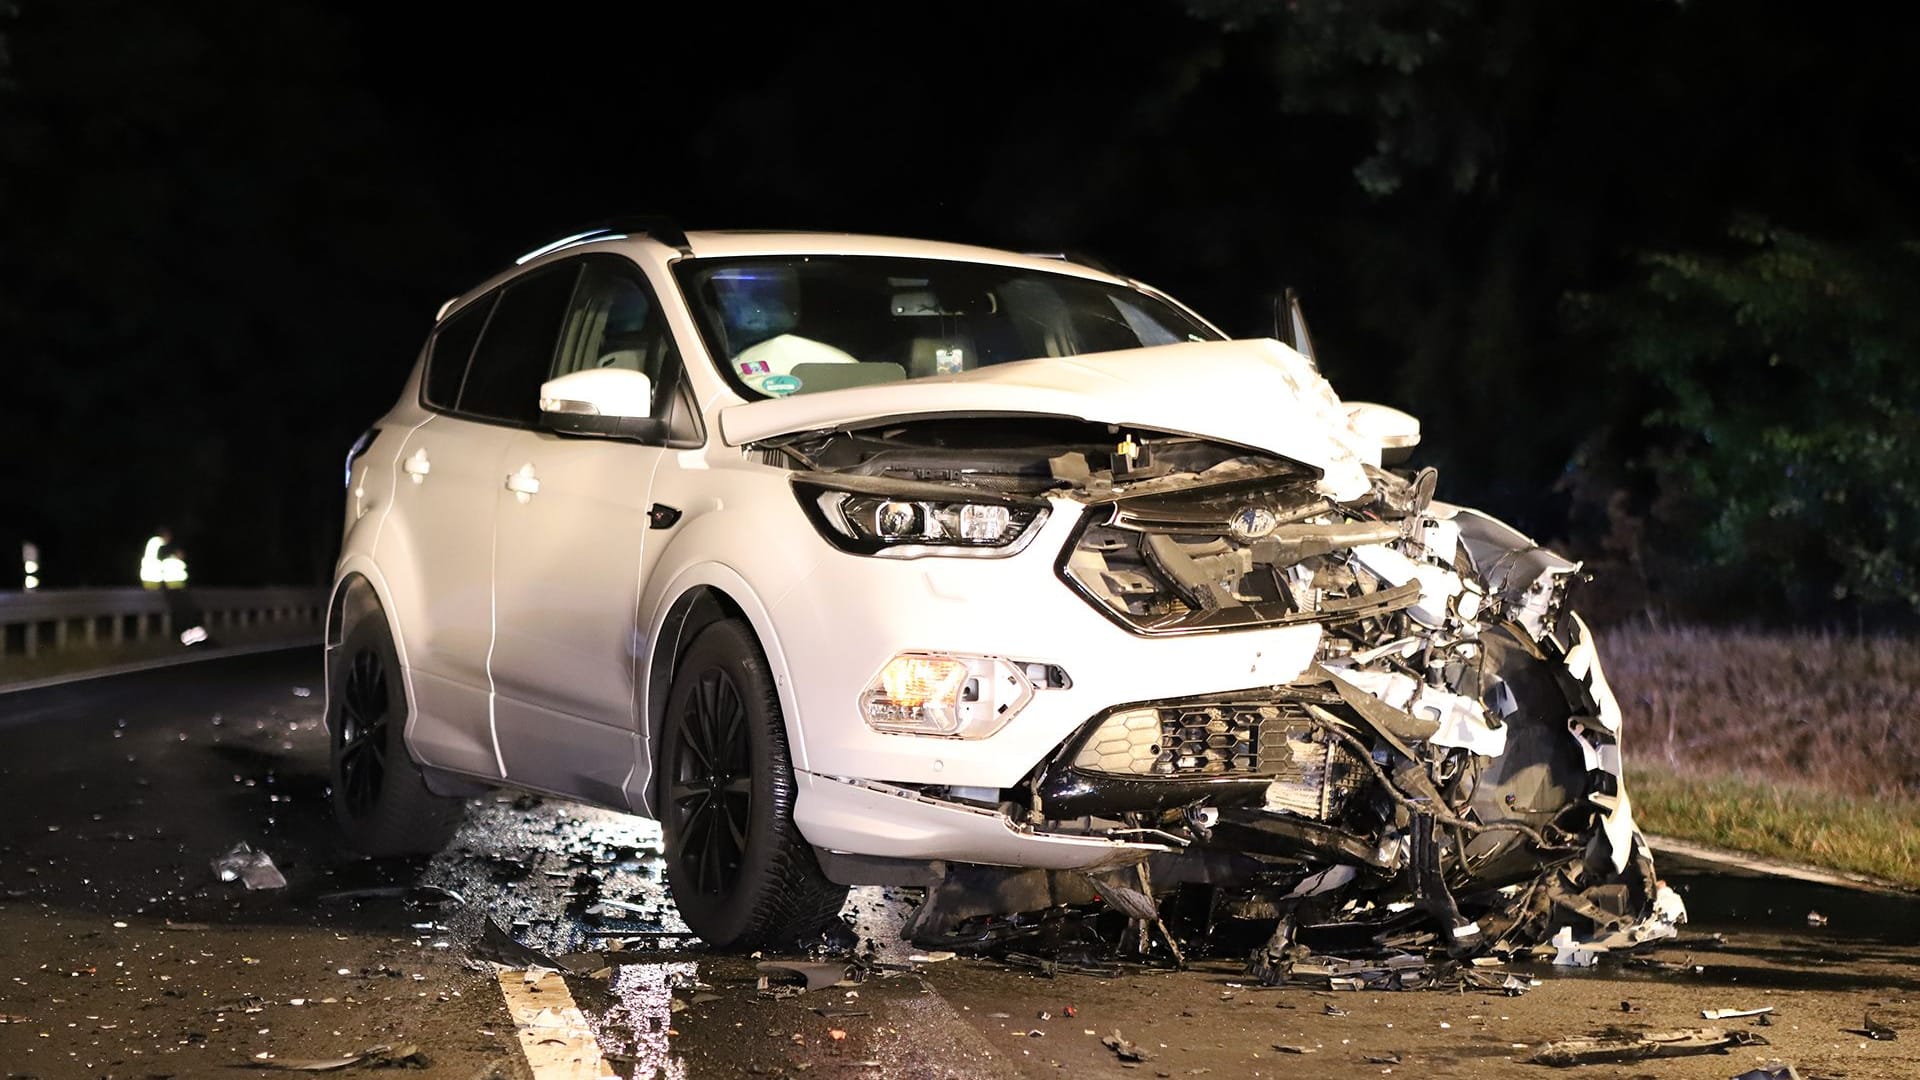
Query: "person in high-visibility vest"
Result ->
[[141, 528, 208, 644]]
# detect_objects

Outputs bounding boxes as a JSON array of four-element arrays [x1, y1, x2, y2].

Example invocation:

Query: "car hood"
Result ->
[[716, 338, 1376, 500]]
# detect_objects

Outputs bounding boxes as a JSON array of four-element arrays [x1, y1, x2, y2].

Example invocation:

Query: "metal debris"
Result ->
[[253, 1043, 430, 1071], [211, 841, 286, 890], [1528, 1027, 1768, 1067]]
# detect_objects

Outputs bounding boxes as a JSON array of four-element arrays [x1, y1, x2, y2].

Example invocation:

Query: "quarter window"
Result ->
[[422, 295, 493, 411]]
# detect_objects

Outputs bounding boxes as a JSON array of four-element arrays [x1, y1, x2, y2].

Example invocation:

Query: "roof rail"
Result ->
[[1025, 250, 1124, 277], [512, 215, 690, 266]]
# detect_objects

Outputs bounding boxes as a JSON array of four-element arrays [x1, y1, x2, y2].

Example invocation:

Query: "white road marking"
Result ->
[[496, 968, 615, 1079]]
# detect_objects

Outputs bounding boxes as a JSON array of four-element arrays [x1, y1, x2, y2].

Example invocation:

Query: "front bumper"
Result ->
[[791, 771, 1165, 872]]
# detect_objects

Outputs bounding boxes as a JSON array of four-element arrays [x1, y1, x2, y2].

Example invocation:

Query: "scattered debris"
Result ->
[[1101, 1029, 1150, 1062], [1732, 1065, 1802, 1080], [1702, 1007, 1775, 1021], [252, 1043, 430, 1071], [211, 842, 286, 890], [291, 686, 313, 698], [472, 917, 562, 970], [1364, 1052, 1403, 1065], [1845, 1012, 1898, 1041], [1528, 1027, 1768, 1067], [1271, 1044, 1316, 1055], [316, 884, 464, 908], [756, 960, 850, 995], [1549, 926, 1600, 968]]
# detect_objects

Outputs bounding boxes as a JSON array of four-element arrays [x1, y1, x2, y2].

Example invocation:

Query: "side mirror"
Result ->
[[1345, 401, 1421, 466], [538, 368, 665, 440]]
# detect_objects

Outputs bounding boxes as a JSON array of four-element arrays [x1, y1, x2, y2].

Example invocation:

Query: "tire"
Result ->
[[660, 620, 847, 948], [327, 610, 465, 856]]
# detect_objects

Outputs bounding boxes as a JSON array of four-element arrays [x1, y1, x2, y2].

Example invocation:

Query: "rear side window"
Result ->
[[458, 264, 581, 425], [422, 295, 493, 410]]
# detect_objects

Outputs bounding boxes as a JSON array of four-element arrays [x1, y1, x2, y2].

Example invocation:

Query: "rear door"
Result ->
[[380, 263, 581, 780]]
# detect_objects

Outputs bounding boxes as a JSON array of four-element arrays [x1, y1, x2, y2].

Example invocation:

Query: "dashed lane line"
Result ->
[[497, 968, 614, 1080]]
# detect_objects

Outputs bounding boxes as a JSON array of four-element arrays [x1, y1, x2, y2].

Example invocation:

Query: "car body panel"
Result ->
[[717, 338, 1376, 501]]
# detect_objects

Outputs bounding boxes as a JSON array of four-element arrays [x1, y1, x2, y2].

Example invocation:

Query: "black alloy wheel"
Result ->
[[326, 606, 464, 856], [658, 619, 847, 948], [666, 668, 755, 897], [335, 646, 390, 820]]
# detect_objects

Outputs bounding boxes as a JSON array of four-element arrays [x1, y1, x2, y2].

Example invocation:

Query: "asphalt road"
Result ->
[[1, 649, 1916, 1079]]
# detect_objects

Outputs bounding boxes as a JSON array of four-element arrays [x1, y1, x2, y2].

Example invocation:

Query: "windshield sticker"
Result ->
[[761, 374, 802, 396], [740, 359, 770, 376]]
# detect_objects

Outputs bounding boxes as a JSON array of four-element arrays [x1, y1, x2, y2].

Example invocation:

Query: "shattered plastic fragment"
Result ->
[[210, 842, 286, 890], [756, 960, 850, 994], [1101, 1029, 1150, 1062], [1550, 926, 1600, 967], [1702, 1007, 1775, 1020], [1731, 1066, 1802, 1080]]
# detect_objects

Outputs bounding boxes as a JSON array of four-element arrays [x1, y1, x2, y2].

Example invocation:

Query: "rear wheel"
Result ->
[[660, 620, 847, 948], [328, 611, 464, 856]]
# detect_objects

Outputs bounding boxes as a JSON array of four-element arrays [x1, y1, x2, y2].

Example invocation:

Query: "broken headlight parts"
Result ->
[[860, 651, 1037, 738]]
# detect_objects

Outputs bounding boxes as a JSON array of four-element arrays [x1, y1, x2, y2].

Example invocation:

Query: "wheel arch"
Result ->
[[323, 560, 414, 738], [637, 565, 802, 815]]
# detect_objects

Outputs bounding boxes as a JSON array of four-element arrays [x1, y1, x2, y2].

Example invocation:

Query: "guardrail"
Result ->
[[0, 587, 328, 659]]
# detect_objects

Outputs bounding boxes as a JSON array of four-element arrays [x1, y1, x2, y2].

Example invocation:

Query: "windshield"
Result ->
[[673, 255, 1221, 399]]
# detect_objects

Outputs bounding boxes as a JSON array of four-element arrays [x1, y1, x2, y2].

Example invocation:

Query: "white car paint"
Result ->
[[330, 230, 1636, 878]]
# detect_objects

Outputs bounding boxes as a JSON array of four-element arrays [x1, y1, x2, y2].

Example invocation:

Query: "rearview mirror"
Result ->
[[538, 368, 664, 440], [1345, 401, 1421, 466]]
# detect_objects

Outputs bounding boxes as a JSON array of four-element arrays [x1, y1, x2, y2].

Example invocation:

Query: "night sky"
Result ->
[[4, 0, 1915, 605]]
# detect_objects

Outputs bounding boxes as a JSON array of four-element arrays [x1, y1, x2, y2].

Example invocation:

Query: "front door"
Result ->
[[490, 256, 682, 807]]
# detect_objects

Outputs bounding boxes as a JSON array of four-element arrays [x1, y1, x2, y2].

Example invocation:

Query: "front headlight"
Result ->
[[794, 478, 1048, 557]]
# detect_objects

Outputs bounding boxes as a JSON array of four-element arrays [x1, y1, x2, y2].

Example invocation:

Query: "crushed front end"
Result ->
[[765, 416, 1683, 973]]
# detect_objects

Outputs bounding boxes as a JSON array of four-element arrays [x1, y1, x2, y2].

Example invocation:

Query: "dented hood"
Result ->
[[717, 338, 1375, 500]]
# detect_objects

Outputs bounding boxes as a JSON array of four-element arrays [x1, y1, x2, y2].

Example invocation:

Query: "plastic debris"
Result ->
[[1528, 1027, 1768, 1067], [1805, 911, 1828, 927], [756, 960, 850, 994], [211, 842, 286, 890], [1845, 1012, 1898, 1041], [1702, 1007, 1775, 1020], [1732, 1065, 1802, 1080], [1272, 1044, 1316, 1054], [1101, 1029, 1150, 1062], [291, 686, 312, 698], [472, 917, 561, 970], [1550, 926, 1600, 967]]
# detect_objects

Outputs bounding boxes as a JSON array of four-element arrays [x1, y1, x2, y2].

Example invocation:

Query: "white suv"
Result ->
[[327, 225, 1665, 951]]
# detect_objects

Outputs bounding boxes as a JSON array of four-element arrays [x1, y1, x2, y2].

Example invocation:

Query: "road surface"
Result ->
[[1, 649, 1915, 1078]]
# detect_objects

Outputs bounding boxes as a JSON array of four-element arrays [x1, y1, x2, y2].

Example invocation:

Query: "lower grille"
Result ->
[[1071, 695, 1367, 792]]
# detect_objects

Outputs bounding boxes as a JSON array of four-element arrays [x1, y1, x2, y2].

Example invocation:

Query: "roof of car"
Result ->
[[437, 229, 1133, 323], [676, 230, 1128, 283]]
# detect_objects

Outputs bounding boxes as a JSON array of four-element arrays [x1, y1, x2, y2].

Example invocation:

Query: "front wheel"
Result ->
[[327, 611, 464, 856], [660, 620, 847, 948]]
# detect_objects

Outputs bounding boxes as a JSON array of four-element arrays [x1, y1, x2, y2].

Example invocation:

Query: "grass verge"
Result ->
[[1631, 762, 1920, 889]]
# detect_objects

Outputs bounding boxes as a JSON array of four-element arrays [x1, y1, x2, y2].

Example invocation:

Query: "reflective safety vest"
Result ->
[[141, 536, 189, 588]]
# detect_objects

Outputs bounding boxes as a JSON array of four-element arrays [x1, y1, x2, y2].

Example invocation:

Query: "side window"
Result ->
[[422, 295, 493, 411], [552, 260, 680, 393], [458, 263, 580, 426]]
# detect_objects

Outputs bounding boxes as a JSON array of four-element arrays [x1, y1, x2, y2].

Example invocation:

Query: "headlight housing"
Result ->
[[794, 477, 1048, 558], [860, 652, 1036, 738]]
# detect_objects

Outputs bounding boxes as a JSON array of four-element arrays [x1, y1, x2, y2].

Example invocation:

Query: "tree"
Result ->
[[1569, 223, 1920, 617]]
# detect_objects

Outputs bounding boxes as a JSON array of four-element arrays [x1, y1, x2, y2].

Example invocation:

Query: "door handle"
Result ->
[[402, 448, 431, 483], [505, 463, 541, 502]]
